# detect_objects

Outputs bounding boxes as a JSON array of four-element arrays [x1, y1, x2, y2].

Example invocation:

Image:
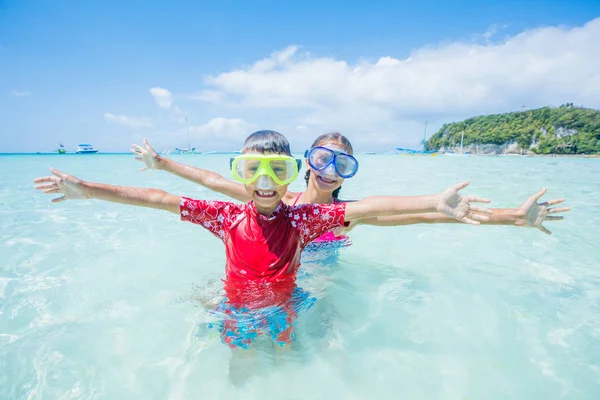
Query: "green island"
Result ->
[[426, 104, 600, 155]]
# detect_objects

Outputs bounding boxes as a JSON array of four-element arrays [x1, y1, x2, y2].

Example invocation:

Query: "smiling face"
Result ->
[[307, 141, 354, 194], [242, 151, 290, 215]]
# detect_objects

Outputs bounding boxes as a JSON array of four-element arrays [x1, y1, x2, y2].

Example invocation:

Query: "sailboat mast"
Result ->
[[423, 120, 428, 150], [185, 116, 190, 150]]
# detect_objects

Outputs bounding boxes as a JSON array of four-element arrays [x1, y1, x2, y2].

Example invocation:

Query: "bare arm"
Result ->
[[132, 139, 250, 203], [344, 181, 491, 225], [354, 188, 570, 234], [345, 195, 438, 221], [358, 210, 517, 226], [34, 168, 181, 214], [157, 157, 249, 202]]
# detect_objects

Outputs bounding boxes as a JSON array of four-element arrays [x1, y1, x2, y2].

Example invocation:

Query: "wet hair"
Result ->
[[242, 130, 292, 156], [304, 132, 354, 199]]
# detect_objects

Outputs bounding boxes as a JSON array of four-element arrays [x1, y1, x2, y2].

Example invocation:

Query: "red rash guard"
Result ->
[[180, 198, 347, 306]]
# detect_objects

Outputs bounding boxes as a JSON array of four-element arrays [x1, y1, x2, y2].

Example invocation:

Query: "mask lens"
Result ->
[[268, 159, 296, 182], [308, 148, 334, 170], [235, 159, 261, 181], [335, 154, 358, 177]]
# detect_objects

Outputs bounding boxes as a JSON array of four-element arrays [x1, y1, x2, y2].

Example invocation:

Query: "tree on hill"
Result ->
[[426, 105, 600, 154]]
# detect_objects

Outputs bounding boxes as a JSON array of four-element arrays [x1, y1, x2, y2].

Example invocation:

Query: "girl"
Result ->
[[131, 133, 570, 238]]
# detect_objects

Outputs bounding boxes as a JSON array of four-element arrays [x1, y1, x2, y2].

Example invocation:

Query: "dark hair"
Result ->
[[242, 130, 292, 156], [304, 132, 354, 199]]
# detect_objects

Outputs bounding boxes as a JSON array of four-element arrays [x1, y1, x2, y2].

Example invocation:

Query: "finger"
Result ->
[[545, 216, 564, 221], [548, 207, 571, 214], [130, 149, 141, 155], [33, 177, 57, 185], [134, 156, 142, 161], [546, 198, 565, 206], [469, 213, 490, 222], [453, 181, 470, 191], [143, 138, 153, 149], [531, 188, 547, 202], [469, 205, 492, 214], [139, 167, 148, 172], [51, 195, 67, 203], [132, 144, 144, 152], [43, 188, 61, 194], [35, 183, 58, 191], [49, 168, 68, 179], [467, 196, 491, 204], [461, 217, 480, 226], [539, 226, 552, 235]]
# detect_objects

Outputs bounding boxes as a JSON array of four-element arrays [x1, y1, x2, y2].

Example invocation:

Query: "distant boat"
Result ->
[[396, 121, 437, 156], [57, 144, 66, 154], [396, 148, 437, 156], [173, 116, 197, 154], [75, 144, 99, 154], [442, 131, 469, 156], [174, 147, 196, 154]]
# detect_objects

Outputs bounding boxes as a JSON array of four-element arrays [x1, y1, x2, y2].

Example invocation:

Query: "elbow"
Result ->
[[148, 188, 172, 205], [205, 174, 225, 190]]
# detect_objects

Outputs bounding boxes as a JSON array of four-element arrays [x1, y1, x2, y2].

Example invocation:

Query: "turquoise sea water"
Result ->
[[1, 154, 599, 399]]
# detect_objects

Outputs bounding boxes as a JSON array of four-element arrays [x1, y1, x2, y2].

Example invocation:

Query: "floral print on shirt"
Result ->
[[180, 198, 245, 239], [180, 197, 347, 247]]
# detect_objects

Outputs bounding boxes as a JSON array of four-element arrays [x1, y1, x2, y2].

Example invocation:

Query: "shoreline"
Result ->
[[492, 153, 600, 158]]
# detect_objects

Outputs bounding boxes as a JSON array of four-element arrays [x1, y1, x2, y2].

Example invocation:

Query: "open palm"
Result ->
[[437, 181, 491, 225], [33, 168, 89, 203], [514, 188, 570, 234], [131, 139, 160, 171]]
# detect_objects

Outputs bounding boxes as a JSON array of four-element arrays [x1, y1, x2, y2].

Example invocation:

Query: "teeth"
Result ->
[[257, 191, 275, 196]]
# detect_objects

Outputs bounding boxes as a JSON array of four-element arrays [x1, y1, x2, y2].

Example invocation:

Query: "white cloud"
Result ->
[[149, 87, 173, 109], [149, 86, 186, 124], [104, 113, 152, 128], [11, 90, 31, 97], [480, 24, 508, 42], [195, 19, 600, 147], [189, 117, 251, 141]]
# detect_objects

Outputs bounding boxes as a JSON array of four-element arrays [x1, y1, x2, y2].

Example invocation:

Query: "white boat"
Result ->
[[173, 117, 196, 154], [75, 144, 99, 154], [442, 131, 469, 156], [174, 147, 196, 154], [396, 121, 437, 156]]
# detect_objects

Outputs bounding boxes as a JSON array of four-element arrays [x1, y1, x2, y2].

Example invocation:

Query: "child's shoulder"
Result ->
[[283, 202, 345, 219], [181, 197, 248, 213]]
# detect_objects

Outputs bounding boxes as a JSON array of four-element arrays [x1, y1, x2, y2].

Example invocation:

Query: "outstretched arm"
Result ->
[[131, 139, 250, 203], [354, 188, 570, 234], [344, 181, 491, 225], [34, 168, 181, 214]]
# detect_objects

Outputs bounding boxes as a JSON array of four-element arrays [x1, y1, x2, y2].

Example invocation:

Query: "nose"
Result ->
[[321, 163, 337, 177], [255, 175, 276, 190]]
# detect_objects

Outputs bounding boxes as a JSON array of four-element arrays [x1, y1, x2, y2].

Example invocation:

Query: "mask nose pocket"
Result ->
[[255, 175, 276, 190]]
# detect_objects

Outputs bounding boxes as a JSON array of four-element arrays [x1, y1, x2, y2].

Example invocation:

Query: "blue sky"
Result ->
[[1, 0, 599, 152]]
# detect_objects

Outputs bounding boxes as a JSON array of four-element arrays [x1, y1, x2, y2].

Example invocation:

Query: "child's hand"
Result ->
[[437, 181, 491, 225], [131, 139, 161, 171], [34, 168, 90, 203], [514, 188, 570, 234]]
